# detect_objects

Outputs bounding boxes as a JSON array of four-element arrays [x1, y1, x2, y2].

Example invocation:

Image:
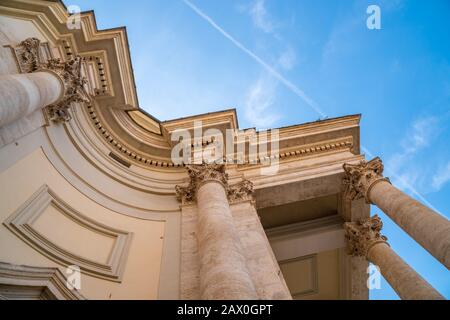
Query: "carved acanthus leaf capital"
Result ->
[[175, 184, 196, 205], [12, 38, 90, 123], [342, 157, 390, 203], [227, 180, 254, 203], [186, 163, 228, 187], [343, 214, 388, 257], [175, 163, 229, 205]]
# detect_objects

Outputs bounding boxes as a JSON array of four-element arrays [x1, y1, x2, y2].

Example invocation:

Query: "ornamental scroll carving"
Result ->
[[12, 38, 90, 122], [12, 37, 43, 73], [228, 180, 254, 204], [175, 164, 228, 205], [342, 157, 390, 203], [175, 163, 254, 205], [343, 214, 388, 257], [40, 56, 90, 122]]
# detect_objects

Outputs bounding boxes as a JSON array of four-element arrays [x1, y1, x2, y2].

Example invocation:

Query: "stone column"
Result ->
[[343, 157, 450, 269], [344, 215, 444, 300], [176, 164, 258, 300], [0, 37, 89, 127], [0, 71, 63, 127]]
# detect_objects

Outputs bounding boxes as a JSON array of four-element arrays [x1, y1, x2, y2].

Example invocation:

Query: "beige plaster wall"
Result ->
[[0, 147, 166, 299]]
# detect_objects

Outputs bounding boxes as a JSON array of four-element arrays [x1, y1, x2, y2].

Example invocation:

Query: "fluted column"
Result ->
[[0, 37, 89, 127], [343, 157, 450, 269], [344, 215, 444, 300], [176, 164, 257, 300]]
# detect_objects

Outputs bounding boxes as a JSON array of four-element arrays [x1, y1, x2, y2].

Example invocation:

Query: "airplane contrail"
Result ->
[[182, 0, 326, 118]]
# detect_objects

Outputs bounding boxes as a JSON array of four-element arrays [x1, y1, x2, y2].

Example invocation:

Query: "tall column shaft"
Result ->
[[370, 181, 450, 269], [0, 71, 63, 127], [367, 242, 444, 300], [343, 157, 450, 269], [196, 180, 258, 299], [344, 215, 444, 300]]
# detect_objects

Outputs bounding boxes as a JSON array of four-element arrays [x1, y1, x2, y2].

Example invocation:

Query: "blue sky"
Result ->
[[67, 0, 450, 299]]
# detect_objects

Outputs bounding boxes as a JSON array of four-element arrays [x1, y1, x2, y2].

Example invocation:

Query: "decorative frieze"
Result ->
[[175, 163, 255, 205], [11, 37, 90, 123], [343, 214, 388, 257], [0, 262, 85, 300], [342, 157, 390, 203], [3, 184, 132, 282]]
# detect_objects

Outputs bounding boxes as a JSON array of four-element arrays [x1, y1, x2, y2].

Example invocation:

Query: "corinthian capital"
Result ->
[[175, 163, 229, 205], [186, 163, 228, 187], [343, 215, 388, 257], [342, 157, 390, 202], [228, 180, 254, 204], [40, 56, 90, 122]]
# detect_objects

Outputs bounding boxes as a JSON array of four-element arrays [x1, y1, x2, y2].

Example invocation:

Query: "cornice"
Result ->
[[266, 214, 344, 242], [86, 98, 358, 170], [3, 184, 133, 282], [343, 214, 388, 257], [1, 1, 362, 174], [86, 104, 183, 168]]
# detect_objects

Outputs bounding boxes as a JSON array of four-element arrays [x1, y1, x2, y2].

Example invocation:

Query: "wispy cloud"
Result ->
[[184, 0, 444, 217], [249, 0, 274, 33], [432, 162, 450, 191], [244, 76, 281, 128], [182, 0, 325, 117], [369, 115, 444, 214]]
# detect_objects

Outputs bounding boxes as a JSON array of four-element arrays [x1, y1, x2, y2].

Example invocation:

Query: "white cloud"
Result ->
[[432, 162, 450, 191], [249, 0, 274, 33], [244, 76, 281, 128], [388, 116, 439, 173], [277, 47, 296, 71]]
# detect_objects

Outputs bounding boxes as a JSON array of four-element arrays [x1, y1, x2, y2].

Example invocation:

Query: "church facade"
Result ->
[[0, 0, 447, 300]]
